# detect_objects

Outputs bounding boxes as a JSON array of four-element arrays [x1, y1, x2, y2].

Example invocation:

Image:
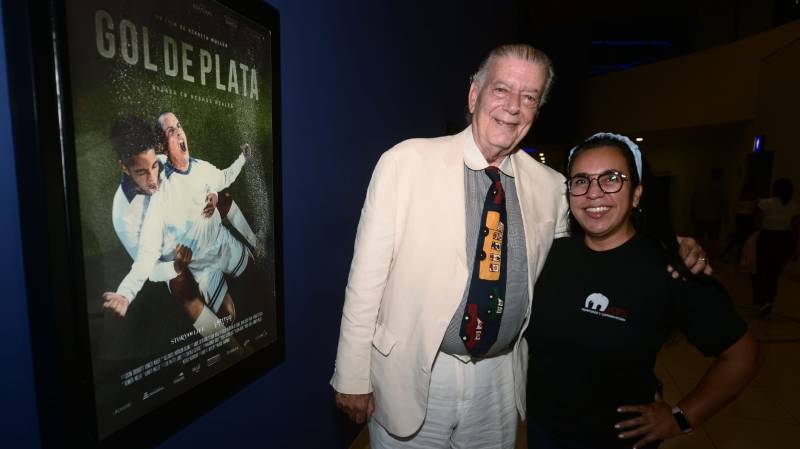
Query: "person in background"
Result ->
[[723, 179, 758, 262], [526, 133, 759, 449], [690, 168, 729, 263], [752, 177, 799, 317]]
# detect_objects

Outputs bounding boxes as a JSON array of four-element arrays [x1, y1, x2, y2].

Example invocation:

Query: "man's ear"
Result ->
[[118, 160, 130, 176], [468, 81, 479, 114]]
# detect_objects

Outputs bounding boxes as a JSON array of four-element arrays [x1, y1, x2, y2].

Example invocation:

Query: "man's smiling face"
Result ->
[[468, 55, 547, 165]]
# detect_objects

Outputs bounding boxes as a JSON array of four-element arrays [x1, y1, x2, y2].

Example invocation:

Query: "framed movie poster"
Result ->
[[3, 0, 282, 447]]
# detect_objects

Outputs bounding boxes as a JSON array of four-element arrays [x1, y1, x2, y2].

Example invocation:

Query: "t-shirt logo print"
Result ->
[[584, 293, 609, 311], [580, 293, 629, 322]]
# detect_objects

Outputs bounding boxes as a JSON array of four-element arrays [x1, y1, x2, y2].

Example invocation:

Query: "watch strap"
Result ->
[[671, 405, 693, 433]]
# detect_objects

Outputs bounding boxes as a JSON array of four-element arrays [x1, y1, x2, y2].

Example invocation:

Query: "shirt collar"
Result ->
[[165, 157, 196, 178], [120, 174, 140, 202], [463, 125, 514, 177], [120, 159, 164, 202]]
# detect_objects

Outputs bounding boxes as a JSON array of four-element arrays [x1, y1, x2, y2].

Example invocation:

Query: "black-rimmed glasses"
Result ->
[[566, 170, 628, 196]]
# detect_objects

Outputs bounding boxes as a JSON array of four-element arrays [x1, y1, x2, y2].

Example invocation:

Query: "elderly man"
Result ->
[[331, 44, 708, 448]]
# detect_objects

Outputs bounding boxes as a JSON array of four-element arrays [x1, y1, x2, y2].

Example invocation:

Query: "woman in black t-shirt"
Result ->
[[526, 133, 759, 449]]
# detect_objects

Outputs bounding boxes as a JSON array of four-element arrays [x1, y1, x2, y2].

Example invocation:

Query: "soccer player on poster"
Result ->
[[103, 112, 258, 336]]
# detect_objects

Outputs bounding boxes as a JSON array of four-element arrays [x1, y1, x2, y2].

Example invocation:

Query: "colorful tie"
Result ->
[[459, 166, 507, 356]]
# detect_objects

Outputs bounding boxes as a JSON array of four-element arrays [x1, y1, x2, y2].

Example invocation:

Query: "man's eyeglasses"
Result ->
[[566, 171, 628, 196]]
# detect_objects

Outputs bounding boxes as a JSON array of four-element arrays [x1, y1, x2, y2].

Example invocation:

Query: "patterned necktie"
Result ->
[[459, 166, 507, 356]]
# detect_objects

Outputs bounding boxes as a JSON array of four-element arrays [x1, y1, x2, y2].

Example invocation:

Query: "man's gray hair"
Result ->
[[471, 44, 555, 106]]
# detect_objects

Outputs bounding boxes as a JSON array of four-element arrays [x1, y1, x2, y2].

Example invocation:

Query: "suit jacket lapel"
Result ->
[[510, 150, 539, 299], [511, 150, 536, 229], [441, 130, 468, 272]]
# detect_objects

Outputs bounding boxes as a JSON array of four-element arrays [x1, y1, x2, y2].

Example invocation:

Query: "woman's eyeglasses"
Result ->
[[566, 171, 628, 196]]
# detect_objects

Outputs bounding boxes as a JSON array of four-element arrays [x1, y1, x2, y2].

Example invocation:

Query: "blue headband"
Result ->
[[568, 132, 643, 179]]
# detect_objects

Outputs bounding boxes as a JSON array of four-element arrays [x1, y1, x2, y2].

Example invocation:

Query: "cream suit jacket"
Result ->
[[331, 126, 569, 437]]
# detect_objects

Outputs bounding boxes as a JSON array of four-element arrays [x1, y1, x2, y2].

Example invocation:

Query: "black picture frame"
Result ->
[[2, 0, 283, 447]]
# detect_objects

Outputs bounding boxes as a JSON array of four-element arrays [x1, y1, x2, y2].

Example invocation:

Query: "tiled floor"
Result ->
[[656, 260, 800, 449], [351, 260, 800, 449]]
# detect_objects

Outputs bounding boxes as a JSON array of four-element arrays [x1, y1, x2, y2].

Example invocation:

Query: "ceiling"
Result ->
[[514, 0, 800, 145], [520, 0, 800, 75]]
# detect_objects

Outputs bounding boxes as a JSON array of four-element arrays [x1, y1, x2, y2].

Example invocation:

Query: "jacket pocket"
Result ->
[[372, 323, 397, 356]]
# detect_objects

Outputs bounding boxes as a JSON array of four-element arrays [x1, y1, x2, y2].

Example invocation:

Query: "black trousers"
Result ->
[[752, 230, 793, 306]]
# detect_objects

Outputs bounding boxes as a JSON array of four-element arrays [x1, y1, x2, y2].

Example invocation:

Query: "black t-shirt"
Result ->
[[526, 234, 746, 448]]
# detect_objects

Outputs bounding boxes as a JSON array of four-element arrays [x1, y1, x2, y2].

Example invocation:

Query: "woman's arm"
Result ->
[[672, 329, 760, 429], [615, 330, 760, 449]]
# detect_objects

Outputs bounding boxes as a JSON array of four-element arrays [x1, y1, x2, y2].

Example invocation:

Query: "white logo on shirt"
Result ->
[[584, 293, 609, 311], [581, 293, 629, 322]]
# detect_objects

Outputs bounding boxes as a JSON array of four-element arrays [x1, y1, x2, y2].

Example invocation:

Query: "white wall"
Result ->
[[632, 123, 755, 235], [578, 20, 800, 134], [577, 20, 800, 267]]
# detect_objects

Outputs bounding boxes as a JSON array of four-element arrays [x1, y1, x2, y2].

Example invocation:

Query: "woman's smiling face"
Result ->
[[569, 145, 643, 251]]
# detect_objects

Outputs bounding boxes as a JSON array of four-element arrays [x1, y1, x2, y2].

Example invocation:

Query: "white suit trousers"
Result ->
[[368, 351, 518, 449]]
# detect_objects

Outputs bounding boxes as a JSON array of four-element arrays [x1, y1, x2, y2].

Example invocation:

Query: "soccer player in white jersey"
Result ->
[[105, 115, 214, 335], [103, 114, 257, 338]]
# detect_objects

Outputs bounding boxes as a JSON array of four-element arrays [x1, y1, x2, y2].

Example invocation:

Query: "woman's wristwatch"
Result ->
[[671, 405, 693, 434]]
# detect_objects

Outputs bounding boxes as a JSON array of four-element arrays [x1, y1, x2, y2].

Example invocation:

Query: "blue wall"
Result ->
[[0, 1, 520, 447], [0, 0, 41, 446]]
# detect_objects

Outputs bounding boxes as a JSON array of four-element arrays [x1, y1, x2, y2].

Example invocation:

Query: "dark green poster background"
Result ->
[[65, 0, 277, 438]]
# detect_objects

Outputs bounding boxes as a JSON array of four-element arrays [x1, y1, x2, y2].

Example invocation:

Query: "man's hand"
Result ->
[[241, 143, 252, 160], [203, 192, 218, 217], [102, 292, 130, 318], [616, 400, 683, 449], [173, 244, 193, 275], [335, 392, 374, 424], [670, 236, 712, 278]]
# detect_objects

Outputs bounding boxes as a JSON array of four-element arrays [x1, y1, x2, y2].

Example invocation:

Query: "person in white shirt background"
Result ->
[[751, 177, 799, 317]]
